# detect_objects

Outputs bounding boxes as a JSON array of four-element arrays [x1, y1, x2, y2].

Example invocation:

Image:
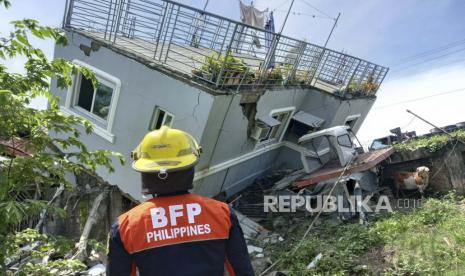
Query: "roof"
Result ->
[[63, 0, 388, 95], [293, 147, 395, 188], [257, 113, 281, 127], [292, 111, 324, 128], [0, 138, 32, 157]]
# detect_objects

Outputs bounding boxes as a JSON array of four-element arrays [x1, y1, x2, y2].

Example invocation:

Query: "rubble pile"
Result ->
[[231, 168, 392, 275]]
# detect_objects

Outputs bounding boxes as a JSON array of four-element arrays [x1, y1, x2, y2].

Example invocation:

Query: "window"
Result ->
[[62, 60, 121, 143], [337, 134, 353, 148], [150, 107, 174, 130], [344, 114, 361, 129], [258, 108, 294, 144], [74, 75, 114, 121]]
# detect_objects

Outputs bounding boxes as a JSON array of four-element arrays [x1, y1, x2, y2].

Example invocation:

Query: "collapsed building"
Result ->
[[52, 0, 388, 202]]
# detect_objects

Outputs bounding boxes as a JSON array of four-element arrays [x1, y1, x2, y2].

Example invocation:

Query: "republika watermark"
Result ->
[[263, 195, 420, 213]]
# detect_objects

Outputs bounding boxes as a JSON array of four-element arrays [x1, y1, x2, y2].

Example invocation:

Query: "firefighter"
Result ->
[[107, 126, 254, 276]]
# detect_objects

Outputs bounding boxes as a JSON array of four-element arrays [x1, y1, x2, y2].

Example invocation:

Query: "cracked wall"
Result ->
[[51, 32, 215, 201]]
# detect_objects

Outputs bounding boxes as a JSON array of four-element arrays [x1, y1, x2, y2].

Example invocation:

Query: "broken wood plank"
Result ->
[[72, 188, 109, 261], [35, 183, 66, 232], [234, 209, 269, 239], [272, 169, 306, 191]]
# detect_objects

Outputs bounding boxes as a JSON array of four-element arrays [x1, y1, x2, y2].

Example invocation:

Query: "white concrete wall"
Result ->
[[51, 32, 214, 200]]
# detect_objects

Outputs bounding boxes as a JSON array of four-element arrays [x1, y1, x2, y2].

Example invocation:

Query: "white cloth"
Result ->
[[239, 1, 266, 29]]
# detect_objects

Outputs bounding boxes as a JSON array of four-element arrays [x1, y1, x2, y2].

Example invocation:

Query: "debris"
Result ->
[[247, 245, 264, 254], [35, 183, 65, 231], [72, 188, 110, 261], [306, 253, 323, 269], [235, 209, 269, 239], [85, 263, 106, 276], [262, 234, 284, 244], [272, 169, 306, 191], [272, 216, 287, 229]]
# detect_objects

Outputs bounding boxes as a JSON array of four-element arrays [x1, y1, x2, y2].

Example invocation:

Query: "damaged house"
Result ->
[[52, 0, 388, 201]]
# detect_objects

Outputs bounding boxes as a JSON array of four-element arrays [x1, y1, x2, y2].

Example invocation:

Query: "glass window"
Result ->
[[75, 75, 114, 121], [337, 134, 353, 148], [150, 107, 174, 130], [259, 110, 293, 143]]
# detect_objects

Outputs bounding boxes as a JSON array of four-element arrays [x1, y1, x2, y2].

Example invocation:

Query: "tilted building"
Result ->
[[52, 0, 388, 201]]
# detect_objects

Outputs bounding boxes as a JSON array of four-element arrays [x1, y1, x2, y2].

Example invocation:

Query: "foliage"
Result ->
[[263, 65, 284, 85], [394, 129, 465, 152], [267, 193, 465, 275], [5, 229, 88, 275], [270, 219, 381, 275], [370, 194, 465, 275], [192, 50, 255, 86], [0, 3, 124, 270], [288, 70, 310, 85], [346, 76, 379, 96]]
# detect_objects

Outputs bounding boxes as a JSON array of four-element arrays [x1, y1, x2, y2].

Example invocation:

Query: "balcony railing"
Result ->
[[63, 0, 388, 96]]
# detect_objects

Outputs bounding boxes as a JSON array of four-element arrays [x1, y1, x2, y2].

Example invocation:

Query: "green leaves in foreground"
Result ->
[[0, 3, 125, 269], [4, 229, 104, 275]]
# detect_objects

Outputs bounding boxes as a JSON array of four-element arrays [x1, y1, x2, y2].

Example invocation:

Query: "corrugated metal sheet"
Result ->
[[292, 111, 324, 128]]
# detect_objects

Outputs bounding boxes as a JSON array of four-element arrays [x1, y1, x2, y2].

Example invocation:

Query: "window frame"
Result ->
[[149, 106, 175, 130], [62, 60, 121, 143], [337, 134, 353, 148], [72, 74, 115, 124], [344, 114, 361, 129], [256, 107, 295, 146]]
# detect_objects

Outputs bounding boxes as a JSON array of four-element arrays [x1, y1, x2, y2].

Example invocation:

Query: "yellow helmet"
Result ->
[[132, 126, 201, 173]]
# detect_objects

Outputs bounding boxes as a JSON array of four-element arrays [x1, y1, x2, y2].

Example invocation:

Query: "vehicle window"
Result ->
[[337, 134, 353, 148]]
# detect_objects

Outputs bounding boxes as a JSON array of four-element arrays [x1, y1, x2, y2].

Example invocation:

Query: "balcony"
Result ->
[[63, 0, 388, 96]]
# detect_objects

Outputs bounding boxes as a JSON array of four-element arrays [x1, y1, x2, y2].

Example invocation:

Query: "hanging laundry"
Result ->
[[264, 11, 276, 68], [239, 1, 266, 29], [239, 1, 267, 49]]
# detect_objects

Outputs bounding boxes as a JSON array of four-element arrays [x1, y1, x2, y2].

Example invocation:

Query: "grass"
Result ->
[[393, 129, 465, 153], [263, 193, 465, 275]]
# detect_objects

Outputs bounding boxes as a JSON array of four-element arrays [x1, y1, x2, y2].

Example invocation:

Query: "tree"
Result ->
[[0, 0, 124, 270]]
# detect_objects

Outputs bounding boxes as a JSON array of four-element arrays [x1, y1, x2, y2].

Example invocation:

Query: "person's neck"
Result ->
[[151, 191, 189, 197]]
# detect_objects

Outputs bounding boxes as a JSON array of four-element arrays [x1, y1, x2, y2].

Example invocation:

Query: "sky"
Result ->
[[1, 0, 465, 146]]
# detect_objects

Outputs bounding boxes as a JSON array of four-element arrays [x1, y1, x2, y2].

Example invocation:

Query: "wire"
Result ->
[[259, 154, 356, 275], [272, 9, 332, 19], [400, 116, 416, 130], [391, 46, 465, 72], [253, 0, 290, 11], [299, 0, 334, 19], [389, 56, 465, 76], [272, 0, 292, 11], [373, 87, 465, 110], [393, 38, 465, 66]]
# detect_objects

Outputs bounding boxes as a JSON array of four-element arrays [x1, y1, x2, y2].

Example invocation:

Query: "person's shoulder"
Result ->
[[118, 201, 151, 222]]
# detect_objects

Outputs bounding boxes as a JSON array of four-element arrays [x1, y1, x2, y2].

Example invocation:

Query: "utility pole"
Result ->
[[406, 109, 465, 145], [323, 12, 340, 48], [202, 0, 209, 11], [278, 0, 295, 34]]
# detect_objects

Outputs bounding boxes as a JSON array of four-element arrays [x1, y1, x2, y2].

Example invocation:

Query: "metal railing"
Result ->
[[64, 0, 388, 96]]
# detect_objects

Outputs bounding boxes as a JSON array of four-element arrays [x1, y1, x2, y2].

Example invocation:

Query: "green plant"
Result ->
[[265, 193, 465, 275], [345, 76, 378, 96], [263, 65, 284, 85], [192, 50, 255, 86], [288, 70, 310, 85], [394, 130, 465, 152], [5, 229, 87, 275], [0, 1, 124, 270]]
